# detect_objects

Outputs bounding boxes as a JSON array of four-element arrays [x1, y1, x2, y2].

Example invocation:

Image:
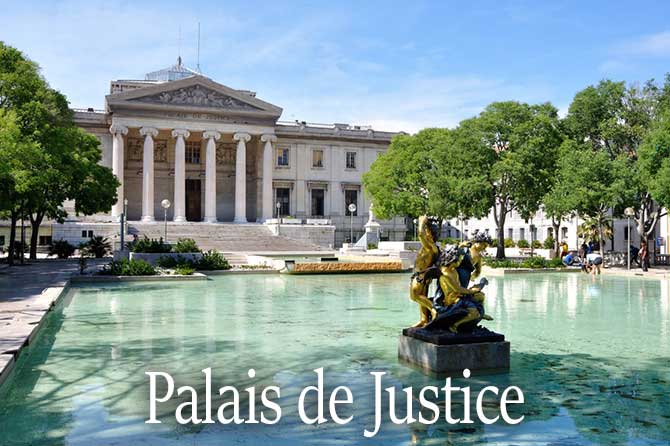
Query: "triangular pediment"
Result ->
[[106, 75, 282, 118]]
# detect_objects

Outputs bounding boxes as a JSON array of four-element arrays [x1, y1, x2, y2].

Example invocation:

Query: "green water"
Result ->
[[0, 274, 668, 445]]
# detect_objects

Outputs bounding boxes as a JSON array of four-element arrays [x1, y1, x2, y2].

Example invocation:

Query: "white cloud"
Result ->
[[616, 30, 670, 57]]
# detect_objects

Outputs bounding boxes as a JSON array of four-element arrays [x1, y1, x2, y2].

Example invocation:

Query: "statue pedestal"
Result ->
[[398, 327, 509, 374]]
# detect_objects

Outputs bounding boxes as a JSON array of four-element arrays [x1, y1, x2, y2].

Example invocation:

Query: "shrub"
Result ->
[[102, 259, 156, 276], [490, 239, 498, 248], [49, 240, 76, 258], [130, 236, 171, 253], [173, 238, 200, 253], [531, 240, 542, 249], [440, 237, 460, 246], [484, 258, 518, 268], [504, 238, 515, 248], [520, 256, 547, 268], [156, 255, 179, 268], [83, 236, 112, 258], [195, 250, 231, 270], [174, 265, 195, 275], [547, 257, 565, 268], [543, 236, 555, 250], [517, 239, 530, 249]]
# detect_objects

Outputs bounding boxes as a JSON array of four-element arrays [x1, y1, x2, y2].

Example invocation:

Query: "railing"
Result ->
[[72, 108, 105, 113]]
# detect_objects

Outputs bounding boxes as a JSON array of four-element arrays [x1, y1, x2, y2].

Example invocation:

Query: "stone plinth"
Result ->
[[398, 327, 510, 374]]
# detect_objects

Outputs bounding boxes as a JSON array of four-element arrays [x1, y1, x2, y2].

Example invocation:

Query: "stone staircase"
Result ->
[[127, 222, 328, 255]]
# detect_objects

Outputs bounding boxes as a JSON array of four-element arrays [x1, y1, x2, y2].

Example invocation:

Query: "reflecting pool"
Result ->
[[0, 274, 668, 445]]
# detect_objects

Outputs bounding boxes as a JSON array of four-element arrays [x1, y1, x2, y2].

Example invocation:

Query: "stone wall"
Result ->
[[266, 223, 335, 248], [52, 223, 119, 246]]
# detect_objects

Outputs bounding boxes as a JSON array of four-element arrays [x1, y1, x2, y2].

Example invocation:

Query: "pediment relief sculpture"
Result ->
[[131, 85, 261, 111]]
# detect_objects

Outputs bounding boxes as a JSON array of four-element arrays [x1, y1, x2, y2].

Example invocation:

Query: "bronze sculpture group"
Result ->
[[410, 216, 493, 333]]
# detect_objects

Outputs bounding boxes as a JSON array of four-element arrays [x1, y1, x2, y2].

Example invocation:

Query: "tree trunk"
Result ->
[[552, 219, 560, 258], [29, 213, 44, 260], [494, 201, 507, 259], [7, 213, 17, 267], [598, 220, 604, 256]]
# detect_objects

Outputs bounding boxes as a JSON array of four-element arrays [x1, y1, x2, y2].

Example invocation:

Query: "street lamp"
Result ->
[[276, 202, 282, 235], [161, 199, 171, 243], [413, 218, 418, 241], [624, 207, 635, 270], [348, 203, 357, 244], [120, 198, 129, 250]]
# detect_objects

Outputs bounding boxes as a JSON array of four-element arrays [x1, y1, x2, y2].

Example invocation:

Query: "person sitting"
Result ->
[[562, 251, 575, 266], [560, 241, 569, 259], [585, 252, 603, 275]]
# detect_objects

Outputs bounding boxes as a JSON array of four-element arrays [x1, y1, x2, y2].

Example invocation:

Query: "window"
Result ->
[[507, 228, 513, 240], [311, 189, 325, 216], [312, 149, 324, 168], [81, 230, 93, 238], [185, 141, 201, 164], [0, 235, 4, 246], [345, 189, 358, 216], [276, 188, 290, 216], [39, 235, 52, 246], [520, 228, 526, 241], [345, 152, 356, 169], [561, 227, 568, 241], [547, 227, 554, 238], [277, 148, 289, 167]]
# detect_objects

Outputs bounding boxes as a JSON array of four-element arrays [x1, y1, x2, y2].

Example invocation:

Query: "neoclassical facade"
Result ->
[[68, 62, 406, 247]]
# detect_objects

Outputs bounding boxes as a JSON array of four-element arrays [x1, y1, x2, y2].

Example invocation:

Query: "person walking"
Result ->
[[640, 240, 650, 272]]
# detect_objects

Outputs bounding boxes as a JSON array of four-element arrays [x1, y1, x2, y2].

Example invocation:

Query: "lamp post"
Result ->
[[161, 199, 171, 243], [413, 218, 418, 241], [348, 203, 357, 244], [624, 207, 635, 270], [276, 202, 282, 236], [120, 198, 128, 250]]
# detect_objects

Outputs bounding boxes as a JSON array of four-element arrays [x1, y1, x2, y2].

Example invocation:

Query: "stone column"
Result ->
[[233, 132, 251, 223], [110, 124, 128, 220], [171, 129, 190, 222], [260, 134, 276, 221], [203, 130, 221, 223], [140, 127, 159, 222]]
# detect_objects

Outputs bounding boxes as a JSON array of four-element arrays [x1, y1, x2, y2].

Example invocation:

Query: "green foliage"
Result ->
[[485, 256, 564, 269], [531, 239, 542, 249], [363, 129, 451, 219], [102, 259, 156, 276], [638, 110, 670, 210], [81, 236, 111, 258], [504, 238, 515, 248], [173, 238, 200, 253], [195, 250, 231, 271], [440, 237, 460, 246], [155, 255, 179, 268], [516, 239, 530, 248], [130, 236, 172, 253], [543, 236, 555, 250], [174, 265, 195, 275], [48, 239, 75, 258]]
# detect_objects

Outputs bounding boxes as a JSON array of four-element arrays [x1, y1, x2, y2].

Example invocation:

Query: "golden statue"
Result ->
[[409, 216, 441, 327], [409, 225, 493, 333]]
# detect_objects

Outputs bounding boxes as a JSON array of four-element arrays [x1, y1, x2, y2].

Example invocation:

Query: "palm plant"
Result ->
[[578, 216, 613, 254], [84, 236, 112, 258]]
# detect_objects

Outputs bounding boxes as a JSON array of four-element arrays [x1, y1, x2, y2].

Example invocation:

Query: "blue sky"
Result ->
[[3, 0, 670, 132]]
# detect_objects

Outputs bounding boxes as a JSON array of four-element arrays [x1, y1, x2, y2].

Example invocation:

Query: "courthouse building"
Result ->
[[45, 59, 405, 249]]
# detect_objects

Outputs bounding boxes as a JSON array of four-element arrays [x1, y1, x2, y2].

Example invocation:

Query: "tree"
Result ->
[[433, 101, 563, 258], [549, 141, 632, 255], [637, 110, 670, 228], [0, 42, 118, 261], [363, 128, 451, 219], [565, 76, 670, 246]]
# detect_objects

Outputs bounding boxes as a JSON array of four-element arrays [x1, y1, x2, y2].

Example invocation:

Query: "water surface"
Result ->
[[0, 273, 668, 445]]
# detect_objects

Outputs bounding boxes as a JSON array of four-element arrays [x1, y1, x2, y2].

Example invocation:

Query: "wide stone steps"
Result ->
[[127, 223, 327, 253]]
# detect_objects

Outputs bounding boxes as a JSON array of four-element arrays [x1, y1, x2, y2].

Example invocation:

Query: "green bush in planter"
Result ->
[[83, 236, 112, 258], [174, 265, 195, 275], [130, 236, 171, 253], [531, 239, 542, 249], [49, 240, 76, 258], [504, 238, 515, 248], [517, 239, 530, 248], [195, 250, 231, 270], [173, 238, 200, 253], [543, 236, 555, 250], [102, 259, 156, 276]]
